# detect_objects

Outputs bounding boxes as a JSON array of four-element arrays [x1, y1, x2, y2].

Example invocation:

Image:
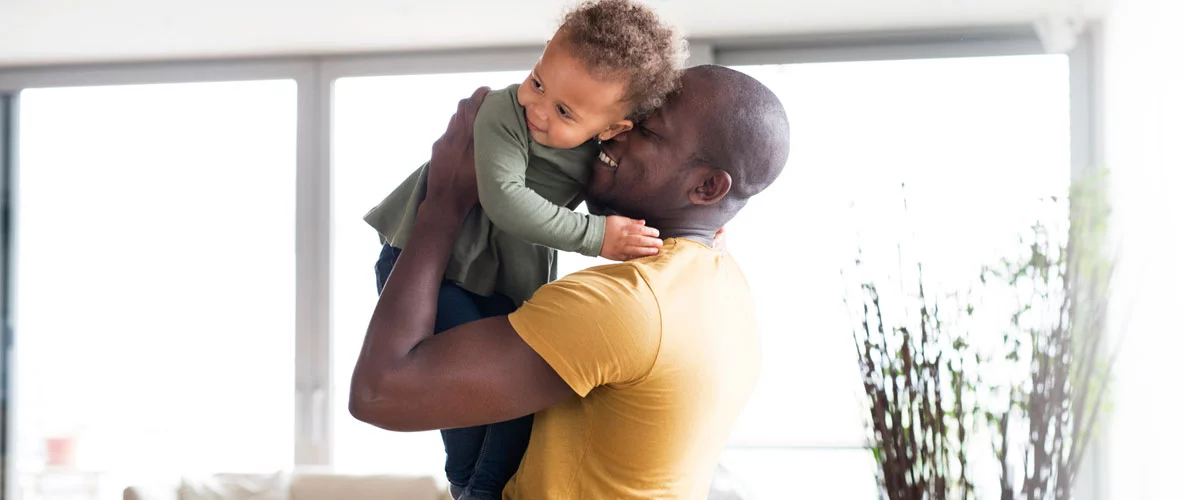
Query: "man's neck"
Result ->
[[654, 221, 718, 247], [603, 204, 722, 248]]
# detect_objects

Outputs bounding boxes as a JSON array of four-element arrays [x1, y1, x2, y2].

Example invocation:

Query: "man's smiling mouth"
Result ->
[[598, 150, 619, 169]]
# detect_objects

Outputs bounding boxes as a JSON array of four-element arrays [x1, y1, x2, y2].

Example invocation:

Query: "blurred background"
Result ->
[[0, 0, 1195, 499]]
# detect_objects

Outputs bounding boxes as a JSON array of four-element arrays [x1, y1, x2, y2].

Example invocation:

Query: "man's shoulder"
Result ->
[[516, 259, 663, 337], [627, 237, 724, 279], [509, 253, 664, 397], [553, 260, 657, 304], [548, 240, 713, 310], [566, 236, 714, 281], [629, 238, 753, 317]]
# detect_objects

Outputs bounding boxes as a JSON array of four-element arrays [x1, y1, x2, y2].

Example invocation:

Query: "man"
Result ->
[[350, 65, 790, 499]]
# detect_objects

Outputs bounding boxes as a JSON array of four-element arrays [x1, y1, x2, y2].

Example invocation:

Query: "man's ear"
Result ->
[[597, 120, 634, 141], [688, 169, 733, 206]]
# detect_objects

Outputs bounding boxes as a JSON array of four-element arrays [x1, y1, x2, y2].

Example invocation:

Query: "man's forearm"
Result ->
[[350, 201, 467, 405]]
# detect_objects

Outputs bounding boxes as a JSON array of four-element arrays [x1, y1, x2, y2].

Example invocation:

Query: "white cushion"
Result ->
[[178, 472, 290, 500], [123, 483, 181, 500], [125, 472, 449, 500], [290, 474, 448, 500]]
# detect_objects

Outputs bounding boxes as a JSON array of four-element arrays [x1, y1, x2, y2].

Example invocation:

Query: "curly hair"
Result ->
[[558, 0, 688, 121]]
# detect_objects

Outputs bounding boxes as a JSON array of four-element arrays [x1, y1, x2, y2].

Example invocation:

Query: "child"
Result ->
[[363, 1, 687, 498]]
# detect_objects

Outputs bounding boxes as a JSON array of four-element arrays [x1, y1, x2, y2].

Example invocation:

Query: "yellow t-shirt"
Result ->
[[504, 238, 761, 499]]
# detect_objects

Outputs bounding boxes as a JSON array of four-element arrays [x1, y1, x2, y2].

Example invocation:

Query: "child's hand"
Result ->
[[713, 227, 727, 254], [601, 216, 663, 261]]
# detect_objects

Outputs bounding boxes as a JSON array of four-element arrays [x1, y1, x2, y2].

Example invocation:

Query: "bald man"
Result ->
[[350, 65, 790, 499]]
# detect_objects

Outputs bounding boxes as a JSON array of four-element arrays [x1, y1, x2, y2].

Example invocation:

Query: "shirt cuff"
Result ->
[[581, 213, 606, 257]]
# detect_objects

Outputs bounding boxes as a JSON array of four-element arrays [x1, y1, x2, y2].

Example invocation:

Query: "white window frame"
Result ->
[[0, 23, 1103, 499]]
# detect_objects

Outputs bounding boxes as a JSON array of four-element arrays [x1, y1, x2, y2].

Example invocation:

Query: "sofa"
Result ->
[[123, 472, 452, 500], [124, 464, 750, 499]]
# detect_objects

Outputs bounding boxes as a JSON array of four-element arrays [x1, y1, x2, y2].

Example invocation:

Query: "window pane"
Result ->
[[555, 234, 608, 276], [13, 80, 297, 499], [330, 70, 528, 475], [720, 55, 1070, 494]]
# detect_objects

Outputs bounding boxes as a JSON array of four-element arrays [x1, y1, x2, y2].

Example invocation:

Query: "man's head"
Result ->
[[587, 65, 790, 235]]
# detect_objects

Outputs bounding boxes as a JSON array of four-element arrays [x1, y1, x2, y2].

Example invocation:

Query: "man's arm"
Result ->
[[351, 313, 572, 431], [349, 88, 573, 432]]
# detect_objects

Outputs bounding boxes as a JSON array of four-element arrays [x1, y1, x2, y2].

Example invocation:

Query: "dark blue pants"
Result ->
[[374, 244, 532, 499]]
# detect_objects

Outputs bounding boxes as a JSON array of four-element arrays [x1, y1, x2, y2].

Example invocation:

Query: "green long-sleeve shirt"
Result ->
[[363, 84, 605, 303]]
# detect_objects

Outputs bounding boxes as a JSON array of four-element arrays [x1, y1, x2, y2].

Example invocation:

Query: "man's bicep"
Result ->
[[380, 316, 574, 432]]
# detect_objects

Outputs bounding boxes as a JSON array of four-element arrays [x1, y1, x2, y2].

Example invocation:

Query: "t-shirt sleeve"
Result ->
[[508, 264, 662, 397]]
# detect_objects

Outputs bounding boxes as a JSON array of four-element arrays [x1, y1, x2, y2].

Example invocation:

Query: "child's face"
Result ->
[[517, 33, 635, 149]]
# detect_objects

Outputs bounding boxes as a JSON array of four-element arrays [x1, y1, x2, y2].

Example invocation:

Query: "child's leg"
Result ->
[[373, 244, 487, 491], [373, 244, 403, 295], [461, 417, 533, 499], [459, 294, 532, 500], [432, 285, 492, 491]]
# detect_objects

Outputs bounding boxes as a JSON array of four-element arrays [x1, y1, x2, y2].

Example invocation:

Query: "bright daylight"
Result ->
[[0, 0, 1196, 499]]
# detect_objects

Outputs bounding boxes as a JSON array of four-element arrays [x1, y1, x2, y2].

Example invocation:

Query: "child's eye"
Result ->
[[531, 78, 544, 93], [556, 105, 572, 119]]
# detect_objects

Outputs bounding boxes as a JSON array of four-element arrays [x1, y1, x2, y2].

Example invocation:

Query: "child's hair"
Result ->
[[559, 0, 688, 122]]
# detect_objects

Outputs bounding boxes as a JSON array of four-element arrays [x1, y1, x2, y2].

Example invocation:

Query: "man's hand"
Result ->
[[426, 86, 491, 216], [600, 216, 663, 261]]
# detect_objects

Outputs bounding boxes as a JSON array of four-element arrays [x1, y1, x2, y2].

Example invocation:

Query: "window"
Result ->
[[717, 55, 1070, 498], [325, 55, 1070, 498], [329, 70, 528, 475], [0, 43, 1079, 500], [12, 80, 297, 499]]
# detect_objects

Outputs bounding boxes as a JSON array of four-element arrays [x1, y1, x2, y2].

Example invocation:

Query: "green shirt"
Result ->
[[363, 84, 606, 303]]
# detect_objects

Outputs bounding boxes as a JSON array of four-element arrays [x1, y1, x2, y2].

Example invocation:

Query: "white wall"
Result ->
[[1102, 0, 1200, 498], [0, 0, 1108, 67]]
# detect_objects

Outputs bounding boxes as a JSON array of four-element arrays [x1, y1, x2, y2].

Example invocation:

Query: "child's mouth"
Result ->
[[526, 117, 546, 134]]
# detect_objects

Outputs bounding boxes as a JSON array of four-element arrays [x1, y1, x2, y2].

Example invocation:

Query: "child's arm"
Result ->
[[474, 94, 660, 260]]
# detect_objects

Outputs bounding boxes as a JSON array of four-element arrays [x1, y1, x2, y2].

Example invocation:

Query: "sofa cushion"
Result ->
[[179, 472, 290, 500], [123, 482, 181, 500], [290, 474, 448, 500]]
